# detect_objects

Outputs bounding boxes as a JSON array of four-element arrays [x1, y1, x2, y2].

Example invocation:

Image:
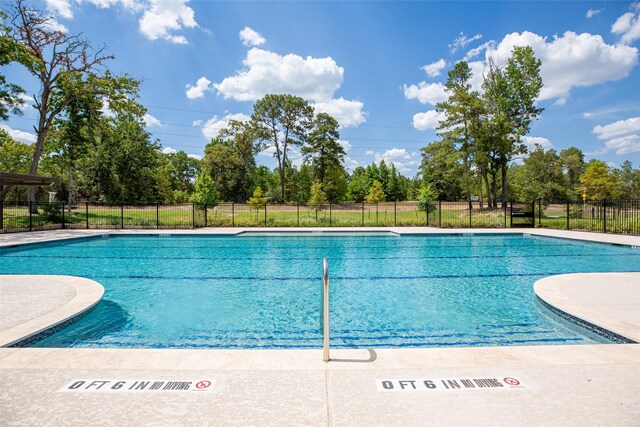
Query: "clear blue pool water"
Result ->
[[1, 233, 638, 348]]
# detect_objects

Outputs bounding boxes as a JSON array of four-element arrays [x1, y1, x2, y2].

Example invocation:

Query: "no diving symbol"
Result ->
[[195, 380, 211, 390], [503, 377, 520, 386]]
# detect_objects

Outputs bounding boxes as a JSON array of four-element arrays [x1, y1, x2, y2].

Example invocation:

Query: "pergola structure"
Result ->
[[0, 172, 54, 230]]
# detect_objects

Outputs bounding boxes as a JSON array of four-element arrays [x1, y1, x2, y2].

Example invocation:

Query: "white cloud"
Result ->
[[370, 148, 419, 174], [0, 124, 37, 144], [421, 59, 447, 77], [201, 113, 250, 139], [192, 119, 203, 126], [214, 48, 344, 102], [143, 113, 162, 127], [449, 32, 483, 54], [239, 27, 266, 47], [586, 8, 603, 19], [604, 135, 640, 154], [612, 9, 640, 45], [403, 82, 447, 106], [313, 98, 366, 128], [188, 153, 202, 160], [583, 112, 594, 119], [592, 117, 640, 154], [139, 0, 197, 44], [464, 41, 495, 61], [185, 77, 212, 99], [161, 146, 177, 154], [337, 139, 352, 152], [522, 136, 553, 151], [486, 31, 638, 103], [593, 117, 640, 140], [412, 110, 445, 131], [46, 0, 73, 19], [43, 15, 68, 33]]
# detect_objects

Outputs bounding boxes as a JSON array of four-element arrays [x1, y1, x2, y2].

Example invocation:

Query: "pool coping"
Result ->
[[535, 273, 640, 344], [0, 275, 104, 347]]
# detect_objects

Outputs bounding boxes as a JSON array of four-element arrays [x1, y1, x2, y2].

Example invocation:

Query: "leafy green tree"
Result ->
[[248, 186, 267, 222], [347, 166, 370, 202], [191, 172, 219, 207], [366, 180, 386, 203], [0, 129, 33, 199], [436, 61, 485, 207], [250, 94, 314, 201], [2, 0, 116, 204], [420, 139, 464, 201], [508, 145, 566, 202], [307, 181, 327, 220], [580, 160, 620, 200], [559, 147, 585, 199], [285, 162, 313, 204], [417, 183, 438, 214], [166, 150, 200, 193], [485, 46, 543, 205], [613, 161, 640, 199], [302, 113, 344, 181]]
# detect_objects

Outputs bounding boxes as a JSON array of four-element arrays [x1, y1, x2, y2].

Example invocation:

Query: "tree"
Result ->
[[2, 0, 116, 205], [366, 180, 386, 204], [613, 161, 640, 199], [436, 61, 485, 208], [560, 147, 585, 198], [580, 160, 619, 200], [191, 172, 219, 207], [347, 166, 369, 202], [487, 46, 543, 205], [0, 129, 33, 199], [307, 181, 327, 220], [417, 183, 438, 214], [0, 10, 35, 121], [250, 94, 314, 201], [248, 186, 267, 222], [508, 145, 566, 202], [420, 139, 464, 201], [301, 113, 344, 182]]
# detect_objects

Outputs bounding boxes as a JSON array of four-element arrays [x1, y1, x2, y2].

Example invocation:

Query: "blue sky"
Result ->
[[3, 0, 640, 175]]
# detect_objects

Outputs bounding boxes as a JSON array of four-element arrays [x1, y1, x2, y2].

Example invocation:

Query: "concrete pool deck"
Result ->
[[1, 228, 639, 425]]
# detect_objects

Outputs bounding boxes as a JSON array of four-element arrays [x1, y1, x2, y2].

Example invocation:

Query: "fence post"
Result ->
[[192, 202, 195, 229], [329, 202, 332, 226], [531, 201, 535, 228], [120, 203, 124, 229], [469, 202, 472, 228], [503, 202, 507, 228], [61, 202, 65, 229], [86, 202, 89, 229], [538, 199, 542, 228], [362, 202, 364, 226], [603, 199, 607, 233], [394, 201, 397, 226], [204, 204, 208, 228], [439, 200, 442, 227], [156, 202, 159, 228], [232, 202, 235, 226], [426, 205, 429, 226], [297, 202, 300, 227], [29, 201, 32, 231], [264, 203, 267, 227], [566, 200, 570, 230], [0, 201, 3, 232]]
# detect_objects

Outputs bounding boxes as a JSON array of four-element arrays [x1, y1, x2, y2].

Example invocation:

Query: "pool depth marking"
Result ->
[[60, 378, 215, 393], [377, 376, 526, 392]]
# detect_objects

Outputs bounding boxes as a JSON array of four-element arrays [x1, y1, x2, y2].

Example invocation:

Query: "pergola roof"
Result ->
[[0, 172, 54, 186]]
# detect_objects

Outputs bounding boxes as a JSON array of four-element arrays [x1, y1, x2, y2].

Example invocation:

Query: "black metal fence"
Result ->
[[1, 199, 638, 236]]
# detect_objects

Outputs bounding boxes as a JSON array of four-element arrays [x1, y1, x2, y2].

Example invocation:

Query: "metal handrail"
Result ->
[[322, 258, 330, 362]]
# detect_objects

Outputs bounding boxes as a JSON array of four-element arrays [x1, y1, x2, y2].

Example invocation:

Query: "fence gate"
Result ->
[[510, 202, 535, 228]]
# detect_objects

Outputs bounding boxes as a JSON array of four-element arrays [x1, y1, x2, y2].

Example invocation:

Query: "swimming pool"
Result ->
[[1, 233, 638, 348]]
